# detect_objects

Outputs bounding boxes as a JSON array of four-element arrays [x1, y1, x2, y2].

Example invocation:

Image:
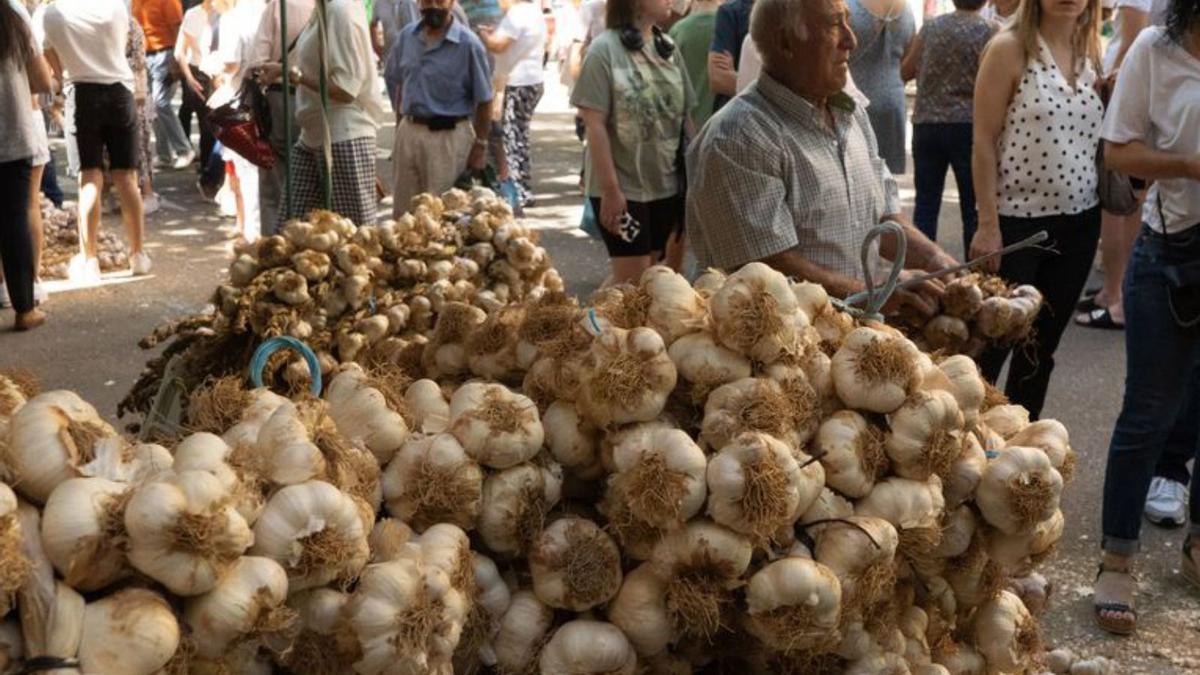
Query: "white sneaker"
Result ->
[[1145, 476, 1188, 527], [67, 254, 102, 284], [0, 282, 10, 308], [131, 251, 153, 276], [172, 150, 197, 170], [32, 280, 47, 306], [143, 193, 161, 215]]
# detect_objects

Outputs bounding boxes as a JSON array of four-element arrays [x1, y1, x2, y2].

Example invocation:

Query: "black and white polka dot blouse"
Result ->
[[997, 36, 1104, 218]]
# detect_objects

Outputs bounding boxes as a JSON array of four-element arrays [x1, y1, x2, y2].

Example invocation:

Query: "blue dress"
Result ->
[[848, 0, 916, 175]]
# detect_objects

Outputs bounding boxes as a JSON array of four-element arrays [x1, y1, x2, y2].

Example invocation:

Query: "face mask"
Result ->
[[421, 7, 450, 28]]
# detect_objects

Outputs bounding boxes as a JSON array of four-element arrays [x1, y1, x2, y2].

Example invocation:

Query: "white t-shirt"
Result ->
[[217, 0, 267, 88], [1102, 0, 1169, 74], [0, 0, 40, 163], [494, 1, 547, 87], [1102, 27, 1200, 234], [178, 5, 215, 68], [41, 0, 134, 89], [295, 0, 382, 146]]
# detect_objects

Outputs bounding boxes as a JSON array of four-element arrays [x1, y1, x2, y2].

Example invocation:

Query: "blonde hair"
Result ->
[[1008, 0, 1103, 72]]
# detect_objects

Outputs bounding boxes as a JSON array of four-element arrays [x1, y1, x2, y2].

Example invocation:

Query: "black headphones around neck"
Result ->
[[619, 25, 676, 59]]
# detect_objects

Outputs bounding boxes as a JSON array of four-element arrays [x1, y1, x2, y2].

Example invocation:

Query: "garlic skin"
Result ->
[[493, 590, 554, 673], [40, 477, 131, 591], [347, 558, 468, 675], [943, 433, 987, 508], [980, 404, 1031, 439], [667, 331, 753, 398], [405, 379, 451, 433], [184, 556, 292, 659], [856, 475, 946, 557], [222, 388, 290, 452], [251, 480, 370, 592], [5, 390, 119, 503], [80, 588, 180, 675], [283, 588, 359, 673], [575, 326, 677, 428], [813, 516, 898, 609], [448, 383, 544, 469], [700, 377, 805, 452], [607, 563, 674, 657], [382, 433, 483, 531], [173, 432, 264, 525], [1006, 419, 1076, 482], [479, 461, 563, 557], [255, 401, 326, 485], [78, 439, 173, 484], [709, 261, 801, 364], [530, 517, 623, 611], [538, 620, 638, 675], [885, 390, 965, 481], [976, 446, 1064, 535], [542, 400, 603, 479], [0, 484, 29, 614], [814, 410, 888, 498], [935, 356, 986, 425], [832, 327, 922, 413], [706, 432, 823, 540], [0, 619, 21, 672], [743, 557, 843, 652], [326, 364, 409, 465], [639, 265, 709, 344], [125, 470, 253, 596], [972, 590, 1038, 674]]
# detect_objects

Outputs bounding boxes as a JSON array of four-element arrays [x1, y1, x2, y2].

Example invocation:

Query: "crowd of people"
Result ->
[[1, 0, 1198, 638]]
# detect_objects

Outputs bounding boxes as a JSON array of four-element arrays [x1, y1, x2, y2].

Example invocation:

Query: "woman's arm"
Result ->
[[900, 30, 923, 82], [1106, 141, 1200, 182], [970, 34, 1022, 271], [177, 33, 204, 95], [478, 27, 516, 53], [1108, 6, 1149, 76], [579, 106, 625, 233]]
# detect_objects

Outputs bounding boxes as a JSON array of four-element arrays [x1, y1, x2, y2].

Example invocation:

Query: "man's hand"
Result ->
[[1188, 156, 1200, 182], [257, 63, 283, 84], [599, 187, 628, 235], [710, 51, 734, 73], [467, 143, 487, 170], [185, 76, 205, 97], [881, 270, 944, 317], [969, 223, 1004, 273]]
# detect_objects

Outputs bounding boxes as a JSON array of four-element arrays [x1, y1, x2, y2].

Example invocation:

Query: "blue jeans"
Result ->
[[146, 49, 193, 162], [40, 158, 63, 208], [1102, 225, 1200, 555], [912, 122, 977, 254]]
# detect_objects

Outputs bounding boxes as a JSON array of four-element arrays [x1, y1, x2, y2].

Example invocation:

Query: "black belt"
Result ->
[[407, 115, 466, 131], [146, 47, 171, 56], [265, 83, 296, 94]]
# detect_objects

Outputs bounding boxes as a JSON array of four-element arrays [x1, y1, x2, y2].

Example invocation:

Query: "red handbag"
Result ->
[[207, 80, 276, 169]]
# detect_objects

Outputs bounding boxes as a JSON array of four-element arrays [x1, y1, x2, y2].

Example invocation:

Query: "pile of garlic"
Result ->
[[8, 261, 1087, 674], [893, 272, 1045, 357], [37, 198, 130, 279]]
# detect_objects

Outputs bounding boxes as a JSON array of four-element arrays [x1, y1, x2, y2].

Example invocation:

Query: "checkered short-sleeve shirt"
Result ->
[[685, 74, 900, 280]]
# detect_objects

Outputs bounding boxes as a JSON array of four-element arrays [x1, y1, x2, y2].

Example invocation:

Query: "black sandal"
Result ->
[[1075, 307, 1125, 330], [1184, 537, 1199, 593], [1075, 287, 1103, 312], [1093, 564, 1137, 635]]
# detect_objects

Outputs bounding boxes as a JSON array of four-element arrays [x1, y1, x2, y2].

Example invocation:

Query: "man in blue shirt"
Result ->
[[708, 0, 754, 112], [385, 0, 494, 214]]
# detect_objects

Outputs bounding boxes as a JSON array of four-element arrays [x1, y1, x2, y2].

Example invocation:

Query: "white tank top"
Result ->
[[996, 35, 1104, 219]]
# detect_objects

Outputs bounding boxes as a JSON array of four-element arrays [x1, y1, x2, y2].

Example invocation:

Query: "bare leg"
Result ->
[[607, 255, 653, 287], [28, 165, 45, 273], [1099, 209, 1141, 324], [662, 231, 685, 272], [227, 164, 246, 241], [112, 170, 144, 255], [78, 169, 104, 259]]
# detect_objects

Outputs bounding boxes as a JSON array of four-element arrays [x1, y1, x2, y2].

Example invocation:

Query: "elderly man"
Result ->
[[687, 0, 956, 314], [385, 0, 493, 215]]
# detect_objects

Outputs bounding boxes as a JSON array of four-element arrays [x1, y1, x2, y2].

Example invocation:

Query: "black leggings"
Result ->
[[979, 207, 1101, 419], [0, 159, 36, 314]]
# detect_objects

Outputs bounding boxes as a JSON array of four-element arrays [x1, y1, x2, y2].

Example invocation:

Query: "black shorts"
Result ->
[[74, 82, 138, 171], [1130, 176, 1147, 191], [590, 194, 684, 258]]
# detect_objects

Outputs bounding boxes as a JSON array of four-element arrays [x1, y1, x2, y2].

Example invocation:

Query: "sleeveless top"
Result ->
[[848, 0, 915, 175], [997, 35, 1103, 218], [912, 12, 997, 125]]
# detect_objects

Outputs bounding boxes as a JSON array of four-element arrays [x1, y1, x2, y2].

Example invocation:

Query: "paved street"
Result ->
[[2, 77, 1196, 672]]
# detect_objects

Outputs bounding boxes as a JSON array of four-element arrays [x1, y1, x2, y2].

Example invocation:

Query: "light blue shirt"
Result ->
[[384, 18, 493, 118]]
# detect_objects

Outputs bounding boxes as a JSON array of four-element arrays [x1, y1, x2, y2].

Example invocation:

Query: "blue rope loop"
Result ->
[[249, 336, 323, 396], [841, 220, 908, 322]]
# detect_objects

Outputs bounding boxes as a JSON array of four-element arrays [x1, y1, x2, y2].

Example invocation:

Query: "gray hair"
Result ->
[[749, 0, 810, 69]]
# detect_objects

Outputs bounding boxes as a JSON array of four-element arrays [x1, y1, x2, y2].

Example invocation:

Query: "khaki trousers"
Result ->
[[392, 117, 475, 218]]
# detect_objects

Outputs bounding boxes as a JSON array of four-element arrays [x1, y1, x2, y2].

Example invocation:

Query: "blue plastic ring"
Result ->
[[249, 336, 323, 395]]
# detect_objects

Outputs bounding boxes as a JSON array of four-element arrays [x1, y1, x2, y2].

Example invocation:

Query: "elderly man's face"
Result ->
[[419, 0, 453, 10], [796, 0, 857, 97]]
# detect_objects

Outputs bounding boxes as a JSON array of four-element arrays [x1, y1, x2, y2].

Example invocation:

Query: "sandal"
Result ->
[[1093, 564, 1137, 635], [1184, 538, 1199, 593], [1075, 307, 1125, 330], [1075, 287, 1103, 311]]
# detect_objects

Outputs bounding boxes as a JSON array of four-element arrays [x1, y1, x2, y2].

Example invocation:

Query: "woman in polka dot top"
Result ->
[[969, 0, 1104, 418]]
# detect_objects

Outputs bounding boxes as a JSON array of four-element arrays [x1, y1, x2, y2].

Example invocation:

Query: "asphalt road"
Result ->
[[2, 77, 1196, 672]]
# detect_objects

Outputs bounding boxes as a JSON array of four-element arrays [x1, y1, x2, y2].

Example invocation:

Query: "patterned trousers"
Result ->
[[283, 137, 379, 227], [503, 83, 544, 204]]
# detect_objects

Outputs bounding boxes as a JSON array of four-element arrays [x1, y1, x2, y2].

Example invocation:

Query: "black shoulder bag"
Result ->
[[1157, 194, 1200, 331]]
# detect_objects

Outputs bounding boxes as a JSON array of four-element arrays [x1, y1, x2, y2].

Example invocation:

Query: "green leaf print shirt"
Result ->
[[571, 29, 695, 203]]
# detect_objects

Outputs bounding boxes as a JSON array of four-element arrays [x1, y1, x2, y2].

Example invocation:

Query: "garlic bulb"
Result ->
[[0, 376, 26, 441], [942, 276, 985, 319], [80, 588, 180, 674], [922, 315, 970, 352], [347, 557, 468, 675], [539, 620, 637, 675], [700, 377, 806, 451], [885, 390, 964, 481], [4, 390, 119, 503], [935, 356, 986, 425], [493, 590, 554, 673], [639, 266, 708, 344], [1007, 419, 1076, 482], [448, 383, 543, 469], [604, 427, 707, 558], [530, 517, 622, 611], [980, 404, 1031, 439], [799, 487, 855, 523], [454, 553, 511, 672], [251, 480, 370, 592], [667, 331, 753, 403], [368, 517, 414, 563], [709, 262, 800, 364], [813, 516, 899, 612], [743, 557, 842, 653], [255, 401, 326, 485], [976, 446, 1063, 535], [987, 509, 1065, 572], [173, 432, 264, 525], [706, 432, 823, 541], [0, 484, 29, 613], [575, 326, 677, 428], [40, 477, 131, 591], [410, 523, 475, 598], [184, 556, 293, 659], [382, 433, 483, 531], [542, 400, 603, 479], [326, 364, 409, 465], [832, 327, 922, 413], [78, 438, 172, 484], [693, 268, 727, 298], [282, 588, 360, 674], [479, 462, 563, 557], [647, 520, 753, 642], [815, 410, 888, 498], [943, 433, 987, 508], [222, 388, 290, 452], [933, 641, 986, 674], [422, 301, 487, 377], [972, 590, 1039, 673], [274, 270, 312, 305], [466, 305, 525, 380], [607, 563, 674, 657], [125, 470, 253, 596], [405, 378, 451, 433], [856, 475, 946, 556]]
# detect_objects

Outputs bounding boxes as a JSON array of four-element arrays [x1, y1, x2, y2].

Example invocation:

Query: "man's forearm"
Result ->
[[878, 219, 955, 271], [472, 102, 491, 142], [760, 247, 866, 300]]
